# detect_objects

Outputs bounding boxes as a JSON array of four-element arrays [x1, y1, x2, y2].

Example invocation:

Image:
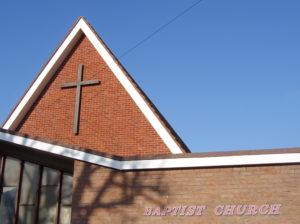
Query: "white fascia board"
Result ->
[[3, 18, 183, 154], [120, 153, 300, 170], [1, 132, 300, 171], [0, 132, 122, 170]]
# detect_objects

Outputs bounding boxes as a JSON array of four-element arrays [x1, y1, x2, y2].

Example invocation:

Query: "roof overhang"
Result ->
[[1, 129, 300, 171]]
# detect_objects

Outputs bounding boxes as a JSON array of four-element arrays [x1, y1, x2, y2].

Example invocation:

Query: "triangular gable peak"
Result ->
[[2, 17, 188, 156]]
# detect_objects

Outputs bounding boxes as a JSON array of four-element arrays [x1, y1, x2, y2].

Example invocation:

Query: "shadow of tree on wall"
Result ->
[[72, 162, 167, 224], [0, 134, 168, 224]]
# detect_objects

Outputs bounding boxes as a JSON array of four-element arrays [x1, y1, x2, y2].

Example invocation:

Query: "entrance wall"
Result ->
[[71, 160, 300, 224]]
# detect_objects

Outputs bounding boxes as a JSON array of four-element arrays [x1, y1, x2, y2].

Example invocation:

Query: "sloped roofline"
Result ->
[[2, 16, 190, 154], [1, 129, 300, 170]]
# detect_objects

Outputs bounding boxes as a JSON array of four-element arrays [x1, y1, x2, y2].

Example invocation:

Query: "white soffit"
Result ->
[[1, 131, 300, 171], [2, 18, 183, 154]]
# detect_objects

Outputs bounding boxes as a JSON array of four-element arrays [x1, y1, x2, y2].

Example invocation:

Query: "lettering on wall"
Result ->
[[144, 204, 282, 216]]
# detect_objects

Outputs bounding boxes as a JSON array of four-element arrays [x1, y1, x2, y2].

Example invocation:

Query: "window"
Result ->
[[0, 156, 73, 224], [0, 187, 17, 224]]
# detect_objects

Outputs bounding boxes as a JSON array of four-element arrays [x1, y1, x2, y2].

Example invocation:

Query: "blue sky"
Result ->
[[0, 0, 300, 153]]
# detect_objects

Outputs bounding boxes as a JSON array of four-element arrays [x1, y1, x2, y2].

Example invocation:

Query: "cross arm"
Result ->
[[60, 80, 100, 89], [60, 82, 78, 88], [80, 80, 100, 86]]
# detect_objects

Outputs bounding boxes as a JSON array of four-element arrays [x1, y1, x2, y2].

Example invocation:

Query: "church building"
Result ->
[[0, 17, 299, 224]]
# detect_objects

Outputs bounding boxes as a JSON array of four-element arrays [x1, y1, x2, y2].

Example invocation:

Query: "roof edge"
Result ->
[[79, 17, 191, 154], [1, 129, 299, 170], [2, 16, 189, 154], [2, 17, 84, 129]]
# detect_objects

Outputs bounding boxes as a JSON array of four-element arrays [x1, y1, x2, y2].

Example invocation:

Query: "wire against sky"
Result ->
[[118, 0, 204, 59]]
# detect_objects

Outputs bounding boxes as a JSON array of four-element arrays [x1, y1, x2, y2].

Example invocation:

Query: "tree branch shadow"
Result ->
[[71, 161, 168, 224]]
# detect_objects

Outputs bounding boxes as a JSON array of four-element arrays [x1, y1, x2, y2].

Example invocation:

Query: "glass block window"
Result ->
[[3, 157, 20, 187], [20, 162, 39, 204], [42, 167, 59, 186], [0, 156, 73, 224], [18, 205, 35, 224], [18, 162, 39, 223], [59, 206, 72, 224], [39, 186, 58, 224], [61, 173, 73, 205], [0, 156, 21, 224], [60, 174, 73, 224], [0, 187, 17, 224]]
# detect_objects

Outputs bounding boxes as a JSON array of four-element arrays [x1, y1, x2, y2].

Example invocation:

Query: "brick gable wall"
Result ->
[[16, 35, 173, 156], [71, 161, 300, 224]]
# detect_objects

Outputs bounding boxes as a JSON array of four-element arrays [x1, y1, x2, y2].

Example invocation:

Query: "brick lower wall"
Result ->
[[71, 160, 300, 224]]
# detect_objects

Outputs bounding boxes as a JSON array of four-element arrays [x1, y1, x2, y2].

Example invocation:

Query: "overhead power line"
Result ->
[[118, 0, 204, 59]]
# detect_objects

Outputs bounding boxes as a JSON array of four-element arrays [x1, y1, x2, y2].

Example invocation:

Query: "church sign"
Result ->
[[144, 204, 282, 216]]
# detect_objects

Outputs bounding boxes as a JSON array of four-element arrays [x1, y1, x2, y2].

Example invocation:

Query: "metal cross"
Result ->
[[60, 64, 100, 135]]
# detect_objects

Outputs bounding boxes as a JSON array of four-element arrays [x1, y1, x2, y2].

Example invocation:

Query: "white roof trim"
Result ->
[[2, 18, 183, 154], [1, 132, 300, 170]]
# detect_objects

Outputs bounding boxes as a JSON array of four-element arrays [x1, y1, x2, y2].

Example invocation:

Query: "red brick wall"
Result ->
[[72, 160, 300, 224], [16, 35, 175, 156]]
